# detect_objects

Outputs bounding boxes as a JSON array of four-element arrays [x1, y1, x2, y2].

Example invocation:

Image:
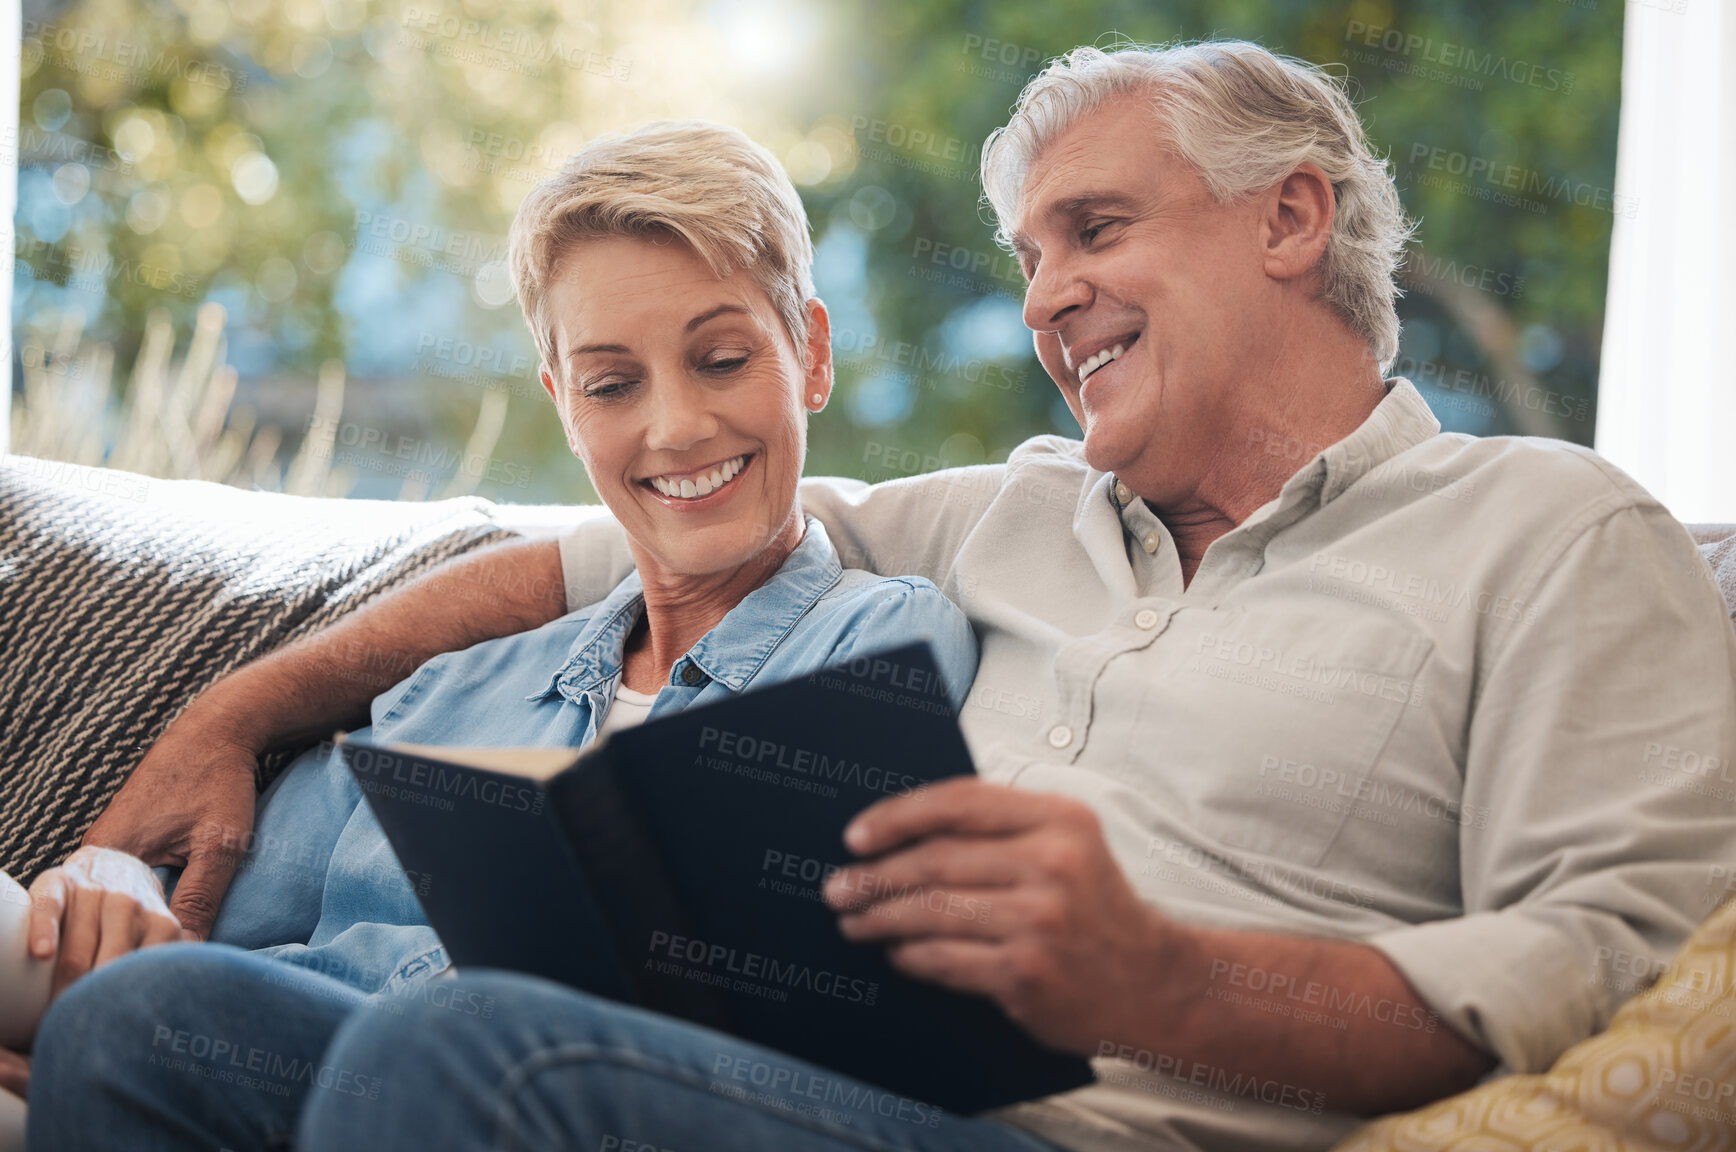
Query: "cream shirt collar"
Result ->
[[1098, 377, 1443, 596], [1105, 376, 1442, 521]]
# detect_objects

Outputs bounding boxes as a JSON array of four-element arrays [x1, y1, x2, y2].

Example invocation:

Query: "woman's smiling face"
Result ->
[[540, 234, 831, 582]]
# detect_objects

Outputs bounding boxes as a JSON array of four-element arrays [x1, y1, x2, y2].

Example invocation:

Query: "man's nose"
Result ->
[[645, 380, 719, 452], [1021, 255, 1090, 338]]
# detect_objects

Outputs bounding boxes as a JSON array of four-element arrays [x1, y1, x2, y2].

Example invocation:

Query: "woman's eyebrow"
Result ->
[[685, 304, 751, 332], [566, 304, 754, 360], [567, 342, 630, 360]]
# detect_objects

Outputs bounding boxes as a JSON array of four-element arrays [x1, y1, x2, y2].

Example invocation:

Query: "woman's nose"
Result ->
[[644, 381, 720, 453]]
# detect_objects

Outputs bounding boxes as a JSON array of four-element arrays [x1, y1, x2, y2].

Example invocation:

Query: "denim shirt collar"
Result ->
[[529, 515, 843, 703]]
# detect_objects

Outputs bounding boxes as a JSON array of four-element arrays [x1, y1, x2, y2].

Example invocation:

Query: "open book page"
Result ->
[[362, 741, 582, 782]]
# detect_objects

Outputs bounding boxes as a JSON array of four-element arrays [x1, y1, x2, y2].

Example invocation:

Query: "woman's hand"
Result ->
[[0, 1048, 27, 1099], [28, 847, 185, 1000]]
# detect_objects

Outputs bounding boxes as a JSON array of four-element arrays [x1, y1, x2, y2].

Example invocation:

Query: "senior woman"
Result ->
[[18, 123, 1043, 1152]]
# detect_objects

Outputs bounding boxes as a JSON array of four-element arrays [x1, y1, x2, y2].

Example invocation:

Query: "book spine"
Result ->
[[549, 746, 739, 1033]]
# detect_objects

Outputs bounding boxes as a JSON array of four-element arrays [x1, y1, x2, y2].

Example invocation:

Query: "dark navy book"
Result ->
[[339, 642, 1094, 1115]]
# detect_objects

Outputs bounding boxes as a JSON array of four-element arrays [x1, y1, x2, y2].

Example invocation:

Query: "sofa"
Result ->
[[4, 454, 1736, 1148], [0, 454, 594, 884]]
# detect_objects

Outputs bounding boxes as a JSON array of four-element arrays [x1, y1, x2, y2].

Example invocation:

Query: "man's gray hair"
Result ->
[[982, 41, 1413, 372]]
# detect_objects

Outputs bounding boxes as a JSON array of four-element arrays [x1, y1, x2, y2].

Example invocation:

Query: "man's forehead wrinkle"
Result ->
[[1011, 140, 1116, 249], [1014, 190, 1150, 260]]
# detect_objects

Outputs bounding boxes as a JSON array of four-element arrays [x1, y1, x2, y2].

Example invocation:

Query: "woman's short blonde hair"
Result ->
[[508, 120, 816, 376], [982, 41, 1414, 372]]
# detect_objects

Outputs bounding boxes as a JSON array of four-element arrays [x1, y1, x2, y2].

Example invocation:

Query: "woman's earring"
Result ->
[[810, 392, 825, 410]]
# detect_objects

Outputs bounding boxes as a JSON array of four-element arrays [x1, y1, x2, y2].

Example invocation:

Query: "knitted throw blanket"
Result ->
[[0, 455, 517, 885]]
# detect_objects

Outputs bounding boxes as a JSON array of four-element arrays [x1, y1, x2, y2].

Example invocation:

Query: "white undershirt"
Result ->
[[596, 683, 661, 739]]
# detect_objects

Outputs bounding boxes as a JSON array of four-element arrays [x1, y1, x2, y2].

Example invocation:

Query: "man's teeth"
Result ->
[[649, 455, 747, 499], [1079, 343, 1127, 382]]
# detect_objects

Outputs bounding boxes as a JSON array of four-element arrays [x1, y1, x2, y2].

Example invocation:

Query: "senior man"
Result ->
[[73, 40, 1736, 1152]]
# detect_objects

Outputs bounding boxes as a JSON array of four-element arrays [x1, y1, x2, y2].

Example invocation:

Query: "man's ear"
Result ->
[[802, 297, 834, 408], [1262, 161, 1335, 283]]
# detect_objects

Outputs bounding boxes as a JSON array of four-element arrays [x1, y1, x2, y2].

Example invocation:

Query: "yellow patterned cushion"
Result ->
[[1335, 897, 1736, 1151]]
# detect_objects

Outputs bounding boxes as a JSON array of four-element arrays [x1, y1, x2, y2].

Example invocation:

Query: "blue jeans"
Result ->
[[29, 945, 1067, 1152]]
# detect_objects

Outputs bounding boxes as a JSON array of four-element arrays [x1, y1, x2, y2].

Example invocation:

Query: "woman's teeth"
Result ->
[[1079, 343, 1127, 383], [649, 454, 747, 499]]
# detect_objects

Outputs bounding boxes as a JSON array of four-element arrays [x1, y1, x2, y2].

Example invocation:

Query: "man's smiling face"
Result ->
[[1011, 95, 1281, 505]]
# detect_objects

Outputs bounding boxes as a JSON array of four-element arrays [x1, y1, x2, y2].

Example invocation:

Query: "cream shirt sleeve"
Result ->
[[558, 504, 634, 614], [557, 464, 1011, 609], [794, 465, 1007, 594], [1367, 496, 1736, 1074]]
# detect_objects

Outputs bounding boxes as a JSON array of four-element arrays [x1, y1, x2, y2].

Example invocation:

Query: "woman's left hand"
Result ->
[[0, 1047, 28, 1099], [28, 846, 186, 1001]]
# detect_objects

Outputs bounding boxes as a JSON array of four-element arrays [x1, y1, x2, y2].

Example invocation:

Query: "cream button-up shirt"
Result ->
[[559, 379, 1736, 1152]]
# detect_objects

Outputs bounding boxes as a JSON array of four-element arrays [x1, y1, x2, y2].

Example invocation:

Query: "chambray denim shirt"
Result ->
[[207, 517, 976, 997]]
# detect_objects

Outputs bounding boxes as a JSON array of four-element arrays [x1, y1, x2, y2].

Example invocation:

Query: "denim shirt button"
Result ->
[[681, 663, 706, 685]]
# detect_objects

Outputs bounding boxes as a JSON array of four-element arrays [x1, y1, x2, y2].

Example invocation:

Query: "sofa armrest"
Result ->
[[0, 456, 521, 884], [1686, 522, 1736, 546]]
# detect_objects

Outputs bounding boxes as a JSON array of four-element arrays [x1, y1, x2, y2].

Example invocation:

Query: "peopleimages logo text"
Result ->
[[698, 726, 923, 796], [1407, 145, 1636, 217], [1345, 20, 1576, 93], [647, 931, 879, 1005]]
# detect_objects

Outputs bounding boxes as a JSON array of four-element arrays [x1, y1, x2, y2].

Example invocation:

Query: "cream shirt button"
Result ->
[[1114, 481, 1132, 505], [1047, 725, 1073, 749], [1135, 608, 1159, 630], [1142, 532, 1159, 554]]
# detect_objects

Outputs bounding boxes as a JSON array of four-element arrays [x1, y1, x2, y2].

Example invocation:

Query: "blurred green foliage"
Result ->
[[12, 0, 1621, 503]]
